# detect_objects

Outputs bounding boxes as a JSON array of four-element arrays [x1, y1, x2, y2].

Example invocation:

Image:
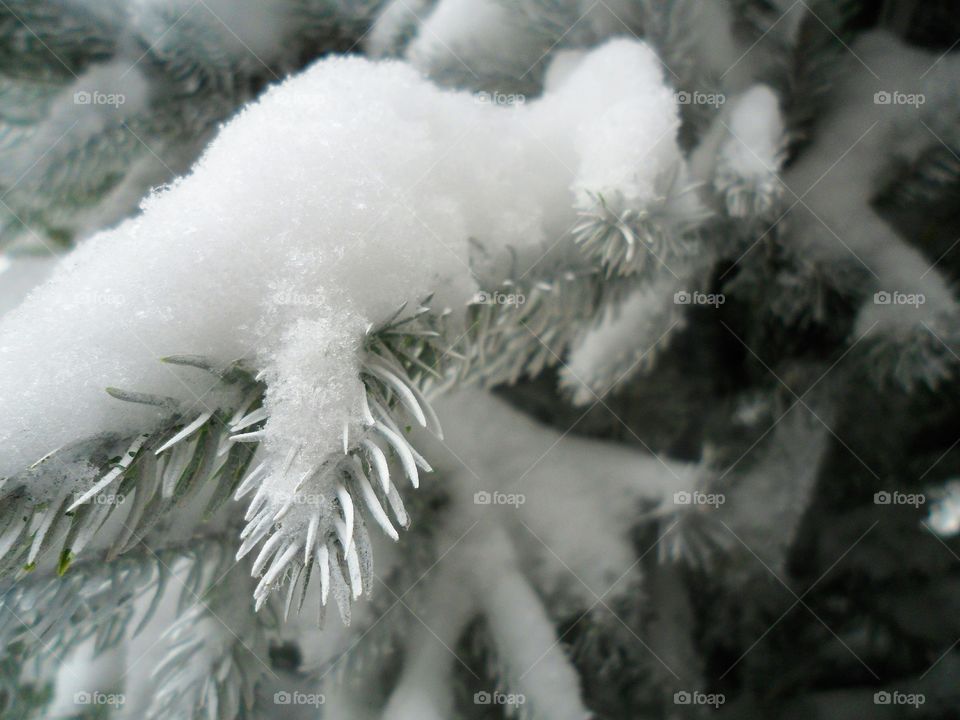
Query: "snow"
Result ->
[[689, 0, 751, 94], [710, 84, 786, 218], [542, 49, 587, 92], [569, 44, 681, 208], [0, 58, 158, 250], [720, 85, 784, 183], [420, 390, 694, 600], [473, 525, 590, 720], [380, 557, 476, 719], [400, 0, 560, 90], [232, 387, 696, 686], [784, 32, 960, 337], [562, 275, 687, 404], [7, 60, 150, 173], [0, 0, 311, 252], [396, 0, 649, 93], [341, 389, 692, 717], [365, 0, 435, 58], [128, 0, 289, 59], [406, 0, 522, 71], [928, 480, 960, 537], [0, 255, 59, 318], [0, 39, 679, 501]]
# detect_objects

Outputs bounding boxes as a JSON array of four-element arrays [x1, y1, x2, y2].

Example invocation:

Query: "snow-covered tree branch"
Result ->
[[1, 1, 959, 718]]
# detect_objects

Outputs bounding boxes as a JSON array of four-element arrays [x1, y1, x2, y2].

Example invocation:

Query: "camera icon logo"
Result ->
[[874, 691, 891, 704], [674, 291, 691, 305], [74, 691, 91, 705], [474, 490, 492, 505], [874, 91, 892, 105], [74, 90, 92, 105], [874, 491, 891, 505], [674, 691, 692, 704], [274, 691, 292, 705], [675, 91, 692, 105], [673, 491, 692, 505], [874, 291, 891, 305], [474, 691, 492, 704]]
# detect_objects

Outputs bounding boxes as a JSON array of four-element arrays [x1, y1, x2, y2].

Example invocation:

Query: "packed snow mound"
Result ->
[[0, 39, 682, 483]]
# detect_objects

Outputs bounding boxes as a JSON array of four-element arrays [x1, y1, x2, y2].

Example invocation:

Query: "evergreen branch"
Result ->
[[636, 0, 724, 140], [0, 0, 117, 81], [860, 309, 960, 390], [146, 563, 276, 720], [460, 269, 624, 387], [714, 139, 788, 220], [572, 181, 708, 279], [876, 141, 960, 210], [559, 273, 690, 406], [758, 0, 865, 155], [310, 517, 441, 688], [0, 535, 233, 667], [567, 576, 663, 714], [723, 226, 870, 332], [0, 364, 261, 579], [0, 297, 460, 623], [0, 641, 54, 719], [649, 469, 734, 571], [233, 301, 451, 616], [648, 381, 831, 574], [363, 295, 458, 394], [0, 1, 380, 251]]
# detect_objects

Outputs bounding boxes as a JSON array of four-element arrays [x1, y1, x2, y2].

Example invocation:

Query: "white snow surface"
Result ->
[[721, 85, 783, 180], [785, 32, 960, 336], [929, 480, 960, 537], [0, 39, 679, 486], [562, 274, 686, 400]]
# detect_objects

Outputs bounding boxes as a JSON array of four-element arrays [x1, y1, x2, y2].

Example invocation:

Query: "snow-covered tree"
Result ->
[[1, 1, 959, 718]]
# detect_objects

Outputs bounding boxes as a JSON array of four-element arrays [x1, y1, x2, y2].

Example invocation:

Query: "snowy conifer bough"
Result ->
[[2, 1, 960, 718], [0, 38, 686, 578], [0, 0, 381, 252], [0, 37, 709, 718]]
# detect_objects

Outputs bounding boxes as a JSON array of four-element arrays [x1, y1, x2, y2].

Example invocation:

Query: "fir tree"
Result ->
[[0, 1, 958, 718]]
